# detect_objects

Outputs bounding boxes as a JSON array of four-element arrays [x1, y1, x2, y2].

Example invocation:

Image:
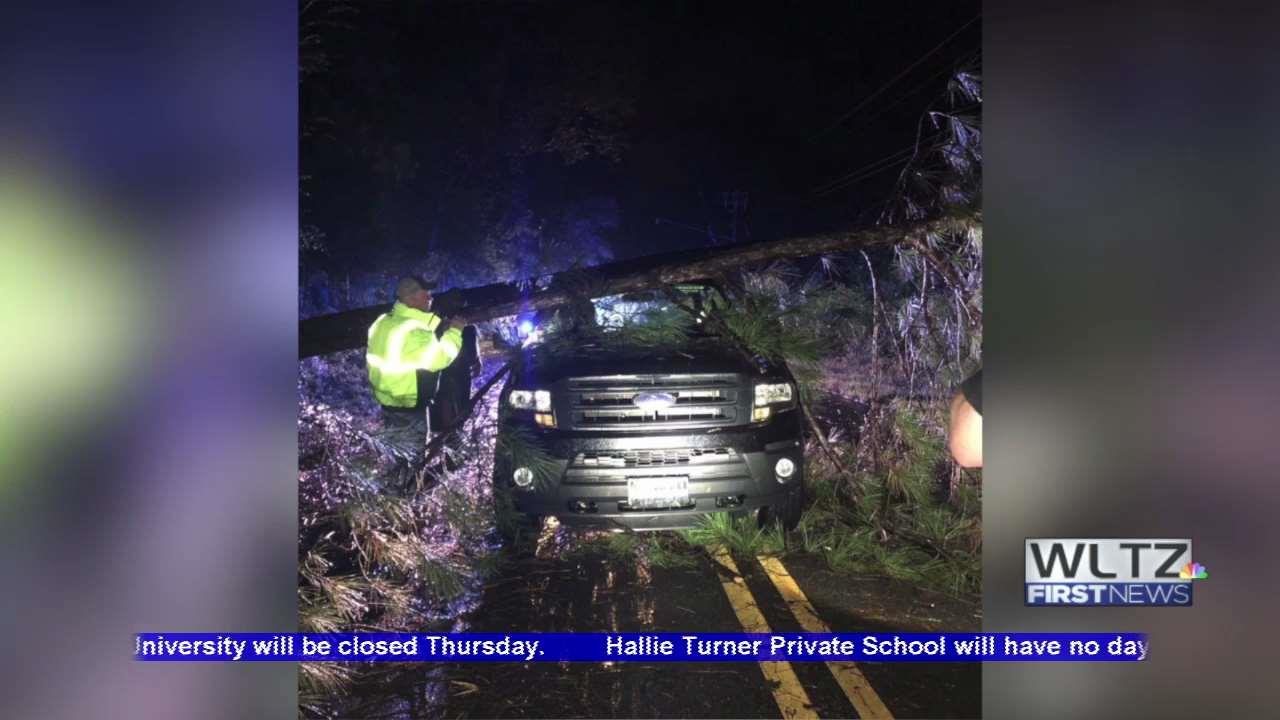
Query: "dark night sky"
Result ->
[[301, 1, 979, 290]]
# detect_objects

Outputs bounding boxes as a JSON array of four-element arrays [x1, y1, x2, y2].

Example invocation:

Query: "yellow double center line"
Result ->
[[757, 556, 894, 719], [708, 547, 893, 719], [709, 547, 817, 719]]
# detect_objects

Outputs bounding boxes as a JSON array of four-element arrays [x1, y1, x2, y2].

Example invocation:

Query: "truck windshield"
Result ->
[[592, 285, 724, 331]]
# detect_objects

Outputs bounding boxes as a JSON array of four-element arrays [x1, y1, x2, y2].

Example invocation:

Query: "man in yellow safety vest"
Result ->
[[366, 276, 468, 440]]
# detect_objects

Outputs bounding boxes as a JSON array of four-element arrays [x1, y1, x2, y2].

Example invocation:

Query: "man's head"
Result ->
[[396, 276, 437, 311]]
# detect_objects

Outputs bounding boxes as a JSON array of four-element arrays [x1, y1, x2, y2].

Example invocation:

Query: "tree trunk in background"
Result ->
[[299, 210, 979, 358]]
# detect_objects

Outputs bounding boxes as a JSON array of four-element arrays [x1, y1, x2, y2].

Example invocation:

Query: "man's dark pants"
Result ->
[[380, 405, 430, 461]]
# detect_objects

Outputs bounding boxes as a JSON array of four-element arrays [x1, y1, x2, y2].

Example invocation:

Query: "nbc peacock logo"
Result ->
[[1179, 562, 1208, 580]]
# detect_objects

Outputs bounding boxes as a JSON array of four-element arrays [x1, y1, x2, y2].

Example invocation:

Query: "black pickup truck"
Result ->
[[494, 287, 805, 532]]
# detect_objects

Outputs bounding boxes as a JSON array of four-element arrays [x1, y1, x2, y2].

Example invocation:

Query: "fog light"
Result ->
[[513, 467, 534, 487], [535, 412, 556, 428], [752, 407, 771, 422], [774, 457, 796, 481]]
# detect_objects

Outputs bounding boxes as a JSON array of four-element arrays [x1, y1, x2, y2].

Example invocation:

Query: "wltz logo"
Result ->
[[1025, 539, 1204, 606]]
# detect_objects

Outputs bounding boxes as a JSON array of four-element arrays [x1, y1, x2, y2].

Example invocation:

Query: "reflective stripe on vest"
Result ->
[[367, 313, 387, 340], [366, 315, 439, 373]]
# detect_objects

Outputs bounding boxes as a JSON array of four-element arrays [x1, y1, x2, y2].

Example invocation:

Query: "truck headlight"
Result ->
[[754, 382, 793, 407], [509, 389, 552, 412]]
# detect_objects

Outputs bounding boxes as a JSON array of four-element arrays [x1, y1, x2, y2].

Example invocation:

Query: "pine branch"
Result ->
[[657, 285, 863, 504], [416, 363, 512, 480], [801, 400, 862, 505]]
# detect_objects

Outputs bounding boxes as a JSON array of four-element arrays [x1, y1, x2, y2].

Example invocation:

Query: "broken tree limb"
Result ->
[[300, 210, 980, 358], [909, 238, 984, 325], [657, 284, 866, 505], [800, 398, 862, 505], [417, 362, 513, 481]]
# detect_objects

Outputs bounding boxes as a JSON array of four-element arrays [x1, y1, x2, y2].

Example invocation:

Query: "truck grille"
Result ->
[[574, 447, 738, 468], [565, 374, 742, 430], [564, 447, 747, 485]]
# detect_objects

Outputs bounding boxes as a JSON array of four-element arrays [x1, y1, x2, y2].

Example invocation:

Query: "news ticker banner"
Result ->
[[135, 633, 1149, 662]]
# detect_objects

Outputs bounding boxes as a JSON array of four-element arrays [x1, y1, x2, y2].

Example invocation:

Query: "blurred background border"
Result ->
[[1, 2, 297, 719], [985, 2, 1280, 718]]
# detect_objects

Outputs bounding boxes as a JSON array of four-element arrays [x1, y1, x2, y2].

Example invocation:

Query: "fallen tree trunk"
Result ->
[[299, 210, 979, 358]]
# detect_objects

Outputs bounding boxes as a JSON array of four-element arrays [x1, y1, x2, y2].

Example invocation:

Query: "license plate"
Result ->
[[626, 476, 690, 509]]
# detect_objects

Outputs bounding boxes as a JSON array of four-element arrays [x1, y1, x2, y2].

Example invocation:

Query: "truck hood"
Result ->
[[518, 336, 777, 384]]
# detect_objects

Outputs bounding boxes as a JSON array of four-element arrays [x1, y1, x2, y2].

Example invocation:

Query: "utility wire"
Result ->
[[810, 144, 918, 196], [832, 52, 974, 140], [811, 14, 979, 141], [808, 49, 982, 199], [814, 154, 916, 197]]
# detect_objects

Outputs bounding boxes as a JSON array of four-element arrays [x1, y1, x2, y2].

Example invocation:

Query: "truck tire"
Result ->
[[497, 511, 543, 548], [494, 485, 543, 548], [760, 484, 805, 531]]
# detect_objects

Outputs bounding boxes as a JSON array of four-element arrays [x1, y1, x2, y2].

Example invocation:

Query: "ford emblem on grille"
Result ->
[[632, 391, 677, 410]]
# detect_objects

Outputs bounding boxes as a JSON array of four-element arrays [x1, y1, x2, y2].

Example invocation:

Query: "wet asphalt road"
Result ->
[[340, 530, 981, 719]]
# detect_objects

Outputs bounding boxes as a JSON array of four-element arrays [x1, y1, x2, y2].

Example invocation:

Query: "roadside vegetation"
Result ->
[[670, 402, 981, 597], [572, 396, 982, 597]]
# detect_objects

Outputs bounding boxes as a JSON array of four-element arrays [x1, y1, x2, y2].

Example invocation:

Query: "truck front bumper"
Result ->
[[498, 411, 804, 531]]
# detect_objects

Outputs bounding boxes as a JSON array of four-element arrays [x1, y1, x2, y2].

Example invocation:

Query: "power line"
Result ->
[[810, 144, 917, 196], [807, 48, 983, 199], [811, 14, 979, 141], [813, 156, 914, 197], [833, 50, 976, 139]]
